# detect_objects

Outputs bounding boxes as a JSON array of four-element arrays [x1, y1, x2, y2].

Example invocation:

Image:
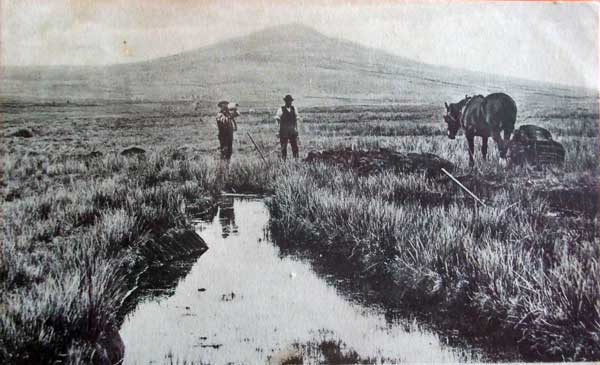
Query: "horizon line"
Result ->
[[1, 22, 597, 92]]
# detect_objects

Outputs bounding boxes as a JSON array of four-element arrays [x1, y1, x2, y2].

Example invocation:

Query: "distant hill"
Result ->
[[1, 24, 596, 106]]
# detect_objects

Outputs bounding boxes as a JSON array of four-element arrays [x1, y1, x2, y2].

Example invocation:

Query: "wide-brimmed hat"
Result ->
[[217, 100, 229, 108], [283, 94, 294, 102]]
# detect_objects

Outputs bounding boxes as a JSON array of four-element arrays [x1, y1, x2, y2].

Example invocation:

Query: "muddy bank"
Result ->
[[119, 228, 209, 316], [92, 228, 207, 364]]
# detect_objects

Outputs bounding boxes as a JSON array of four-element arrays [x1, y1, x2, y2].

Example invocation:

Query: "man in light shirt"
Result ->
[[274, 94, 300, 160]]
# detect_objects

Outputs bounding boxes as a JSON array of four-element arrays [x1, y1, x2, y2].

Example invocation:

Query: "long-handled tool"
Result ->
[[247, 132, 267, 164], [441, 168, 486, 207]]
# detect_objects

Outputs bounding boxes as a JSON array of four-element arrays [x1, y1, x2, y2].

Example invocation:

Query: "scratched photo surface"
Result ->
[[1, 1, 598, 364]]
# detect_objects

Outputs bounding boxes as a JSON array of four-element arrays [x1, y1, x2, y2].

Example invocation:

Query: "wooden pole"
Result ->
[[441, 168, 486, 206], [247, 132, 268, 164]]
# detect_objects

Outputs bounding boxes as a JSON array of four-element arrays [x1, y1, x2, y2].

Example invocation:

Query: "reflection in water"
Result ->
[[200, 196, 239, 238], [218, 197, 238, 238], [119, 199, 484, 364]]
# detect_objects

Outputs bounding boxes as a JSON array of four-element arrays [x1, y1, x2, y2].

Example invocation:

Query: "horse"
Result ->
[[444, 92, 517, 166]]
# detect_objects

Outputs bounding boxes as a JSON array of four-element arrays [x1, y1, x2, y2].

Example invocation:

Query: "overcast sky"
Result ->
[[1, 0, 598, 89]]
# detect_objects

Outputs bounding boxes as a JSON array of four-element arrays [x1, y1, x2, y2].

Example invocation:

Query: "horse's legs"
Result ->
[[481, 136, 488, 160], [466, 133, 475, 167], [501, 128, 512, 158], [491, 130, 502, 158]]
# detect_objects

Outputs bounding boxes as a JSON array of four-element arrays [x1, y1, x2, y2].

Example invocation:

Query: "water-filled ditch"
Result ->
[[120, 198, 497, 364]]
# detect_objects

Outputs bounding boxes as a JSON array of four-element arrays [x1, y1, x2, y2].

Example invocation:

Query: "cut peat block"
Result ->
[[304, 147, 454, 178]]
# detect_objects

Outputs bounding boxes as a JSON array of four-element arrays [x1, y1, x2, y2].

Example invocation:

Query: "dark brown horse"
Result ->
[[444, 93, 517, 166]]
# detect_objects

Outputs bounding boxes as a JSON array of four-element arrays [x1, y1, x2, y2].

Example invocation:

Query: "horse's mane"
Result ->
[[449, 94, 484, 121], [458, 96, 471, 108], [456, 95, 485, 126], [462, 94, 484, 111], [455, 95, 472, 114], [448, 96, 469, 117]]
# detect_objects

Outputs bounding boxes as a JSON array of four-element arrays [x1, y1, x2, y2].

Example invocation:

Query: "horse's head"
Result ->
[[444, 95, 471, 139]]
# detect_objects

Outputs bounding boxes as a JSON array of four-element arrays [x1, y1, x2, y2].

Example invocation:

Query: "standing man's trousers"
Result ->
[[219, 127, 234, 160], [280, 135, 298, 159]]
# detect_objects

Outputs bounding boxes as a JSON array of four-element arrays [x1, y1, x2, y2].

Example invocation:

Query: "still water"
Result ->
[[119, 198, 485, 364]]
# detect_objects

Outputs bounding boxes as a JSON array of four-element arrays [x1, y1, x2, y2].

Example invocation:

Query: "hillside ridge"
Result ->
[[1, 23, 595, 103]]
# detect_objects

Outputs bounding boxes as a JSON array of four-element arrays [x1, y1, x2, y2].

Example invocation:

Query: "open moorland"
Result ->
[[1, 24, 599, 364], [1, 90, 598, 363]]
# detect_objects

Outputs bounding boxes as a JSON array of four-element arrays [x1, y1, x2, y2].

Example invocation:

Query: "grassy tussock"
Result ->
[[269, 164, 600, 360]]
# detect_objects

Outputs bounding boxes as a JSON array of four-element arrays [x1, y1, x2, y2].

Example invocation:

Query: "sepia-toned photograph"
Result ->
[[1, 1, 598, 364]]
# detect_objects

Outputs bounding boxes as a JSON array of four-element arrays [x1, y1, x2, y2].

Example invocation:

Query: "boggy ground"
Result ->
[[0, 100, 273, 363], [269, 163, 599, 361], [1, 95, 598, 362], [267, 100, 599, 360]]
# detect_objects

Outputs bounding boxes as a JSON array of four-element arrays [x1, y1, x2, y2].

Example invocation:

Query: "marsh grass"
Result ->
[[262, 96, 599, 360], [268, 162, 599, 360], [1, 96, 598, 362], [280, 336, 373, 365], [1, 144, 271, 363]]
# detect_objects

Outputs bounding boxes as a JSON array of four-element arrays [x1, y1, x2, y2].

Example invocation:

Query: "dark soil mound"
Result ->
[[120, 147, 146, 156], [509, 125, 565, 165], [8, 128, 34, 138], [304, 148, 454, 177], [536, 181, 599, 217]]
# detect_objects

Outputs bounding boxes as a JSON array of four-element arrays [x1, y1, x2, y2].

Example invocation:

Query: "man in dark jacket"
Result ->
[[216, 101, 238, 160], [274, 94, 300, 159]]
